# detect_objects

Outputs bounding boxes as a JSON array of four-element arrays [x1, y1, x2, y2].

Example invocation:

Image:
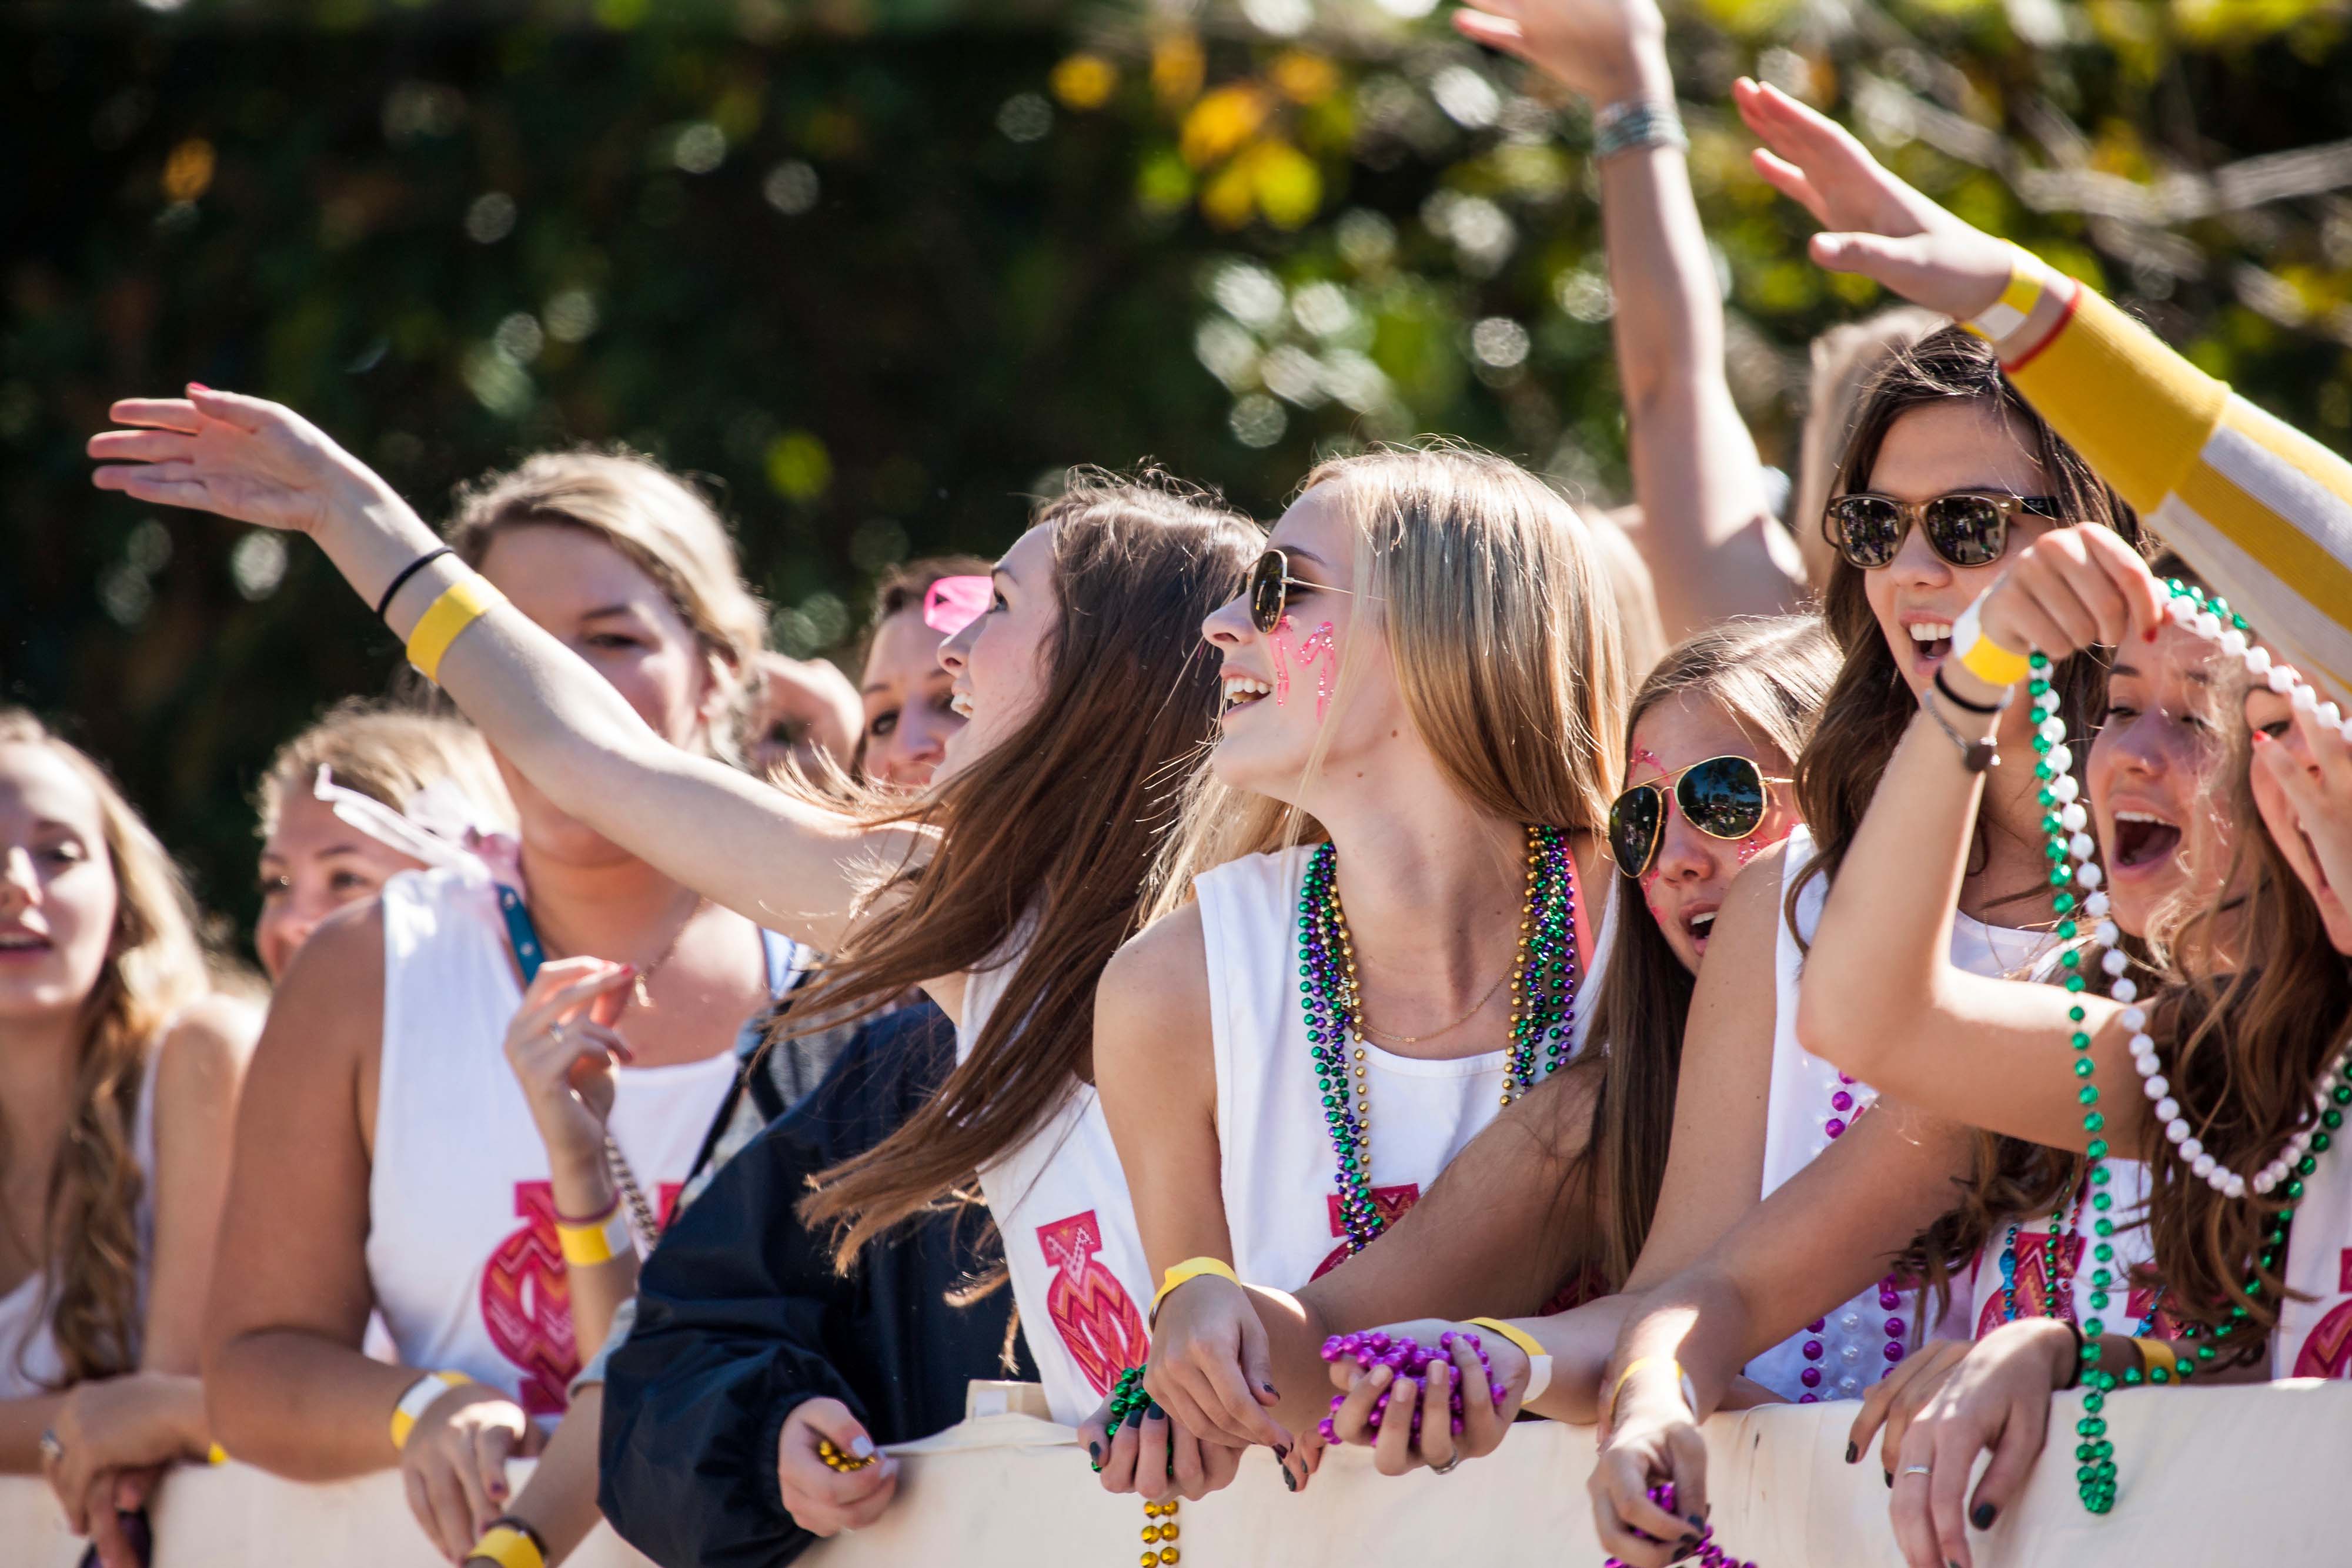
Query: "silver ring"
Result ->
[[38, 1429, 63, 1465], [1902, 1464, 1933, 1478], [1428, 1450, 1462, 1476]]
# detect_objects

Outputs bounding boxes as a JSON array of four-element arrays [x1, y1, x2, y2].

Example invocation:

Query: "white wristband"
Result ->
[[1521, 1353, 1554, 1406]]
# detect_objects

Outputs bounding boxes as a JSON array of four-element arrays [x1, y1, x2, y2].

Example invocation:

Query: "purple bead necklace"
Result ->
[[1793, 1077, 1908, 1401]]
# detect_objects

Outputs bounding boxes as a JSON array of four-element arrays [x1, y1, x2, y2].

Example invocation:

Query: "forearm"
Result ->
[[479, 1396, 604, 1567], [0, 1392, 69, 1473], [1513, 1295, 1634, 1424], [1602, 1275, 1752, 1423], [549, 1148, 634, 1356], [207, 1329, 426, 1479], [1597, 51, 1802, 636]]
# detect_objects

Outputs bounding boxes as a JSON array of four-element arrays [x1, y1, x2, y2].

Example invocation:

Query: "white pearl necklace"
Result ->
[[2062, 581, 2351, 1201]]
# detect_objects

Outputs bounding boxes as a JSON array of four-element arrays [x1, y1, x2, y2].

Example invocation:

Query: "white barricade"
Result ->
[[4, 1379, 2344, 1566]]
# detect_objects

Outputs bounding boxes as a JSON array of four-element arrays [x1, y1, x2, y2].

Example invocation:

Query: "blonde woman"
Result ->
[[1084, 447, 1625, 1489], [0, 712, 258, 1568]]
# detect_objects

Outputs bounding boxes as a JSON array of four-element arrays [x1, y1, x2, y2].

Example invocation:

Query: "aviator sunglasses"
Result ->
[[1823, 491, 2063, 571], [1607, 755, 1791, 878], [1247, 548, 1365, 634]]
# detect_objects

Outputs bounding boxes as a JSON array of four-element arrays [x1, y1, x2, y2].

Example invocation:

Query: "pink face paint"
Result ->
[[1270, 615, 1294, 707], [1294, 621, 1338, 721]]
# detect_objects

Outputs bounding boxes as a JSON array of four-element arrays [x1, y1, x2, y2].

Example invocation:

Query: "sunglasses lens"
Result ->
[[1678, 757, 1768, 841], [1828, 497, 1904, 568], [1924, 495, 2009, 567], [1608, 785, 1662, 877], [1248, 552, 1288, 633]]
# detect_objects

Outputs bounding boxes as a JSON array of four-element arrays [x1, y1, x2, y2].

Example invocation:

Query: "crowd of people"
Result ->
[[11, 0, 2352, 1566]]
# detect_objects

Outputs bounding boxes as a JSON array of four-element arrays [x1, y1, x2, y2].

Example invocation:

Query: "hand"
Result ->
[[1141, 1274, 1292, 1456], [501, 955, 637, 1168], [83, 1467, 163, 1568], [1968, 513, 2167, 666], [1452, 0, 1669, 107], [1319, 1320, 1523, 1479], [1587, 1363, 1709, 1567], [1886, 1318, 2073, 1568], [400, 1383, 544, 1563], [748, 654, 863, 782], [2248, 675, 2352, 952], [1846, 1339, 1972, 1482], [1730, 78, 2020, 321], [776, 1399, 900, 1537], [87, 386, 398, 538], [41, 1373, 202, 1539], [1082, 1394, 1245, 1503]]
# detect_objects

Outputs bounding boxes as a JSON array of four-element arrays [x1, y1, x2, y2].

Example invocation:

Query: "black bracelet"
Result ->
[[1933, 666, 2008, 715], [2062, 1317, 2086, 1391], [375, 546, 453, 620]]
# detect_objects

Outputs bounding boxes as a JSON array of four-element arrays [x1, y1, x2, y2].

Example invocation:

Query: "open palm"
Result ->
[[87, 386, 381, 536]]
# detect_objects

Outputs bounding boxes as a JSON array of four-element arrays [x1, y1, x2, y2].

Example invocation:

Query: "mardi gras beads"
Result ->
[[1601, 1481, 1760, 1568], [1105, 1368, 1181, 1568], [1315, 1330, 1501, 1443], [816, 1437, 876, 1473]]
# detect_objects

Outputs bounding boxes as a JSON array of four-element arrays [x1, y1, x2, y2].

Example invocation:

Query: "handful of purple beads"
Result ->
[[1315, 1330, 1503, 1445], [1601, 1481, 1759, 1568]]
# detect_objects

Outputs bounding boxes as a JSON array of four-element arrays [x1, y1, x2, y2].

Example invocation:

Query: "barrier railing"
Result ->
[[8, 1379, 2344, 1566]]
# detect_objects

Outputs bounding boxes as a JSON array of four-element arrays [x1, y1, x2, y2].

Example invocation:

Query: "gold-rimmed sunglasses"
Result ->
[[1606, 755, 1792, 878], [1247, 548, 1367, 634]]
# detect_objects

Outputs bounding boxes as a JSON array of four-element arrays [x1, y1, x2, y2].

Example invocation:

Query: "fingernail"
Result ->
[[1845, 1442, 1857, 1464], [1125, 1404, 1145, 1429], [1688, 1515, 1705, 1532], [1089, 1441, 1101, 1466], [1885, 1470, 1895, 1489], [849, 1435, 876, 1459], [1273, 1444, 1288, 1460], [187, 382, 209, 393], [2144, 625, 2159, 643], [1371, 1365, 1392, 1384], [1145, 1402, 1165, 1422], [1282, 1466, 1297, 1493], [1262, 1382, 1279, 1396], [1972, 1502, 1997, 1529]]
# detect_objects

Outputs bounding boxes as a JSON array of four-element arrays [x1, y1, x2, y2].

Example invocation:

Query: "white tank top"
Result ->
[[1197, 847, 1610, 1292], [1748, 825, 2053, 1402], [366, 865, 780, 1417], [0, 1046, 163, 1399], [963, 948, 1154, 1427]]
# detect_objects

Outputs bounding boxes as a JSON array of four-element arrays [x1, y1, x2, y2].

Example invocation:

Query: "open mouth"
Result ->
[[1907, 621, 1953, 666], [0, 931, 53, 956], [948, 690, 974, 718], [1221, 674, 1272, 717], [1683, 907, 1718, 947], [2112, 810, 2183, 870]]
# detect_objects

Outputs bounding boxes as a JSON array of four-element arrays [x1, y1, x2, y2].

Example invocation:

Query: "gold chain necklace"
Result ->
[[1349, 964, 1511, 1046]]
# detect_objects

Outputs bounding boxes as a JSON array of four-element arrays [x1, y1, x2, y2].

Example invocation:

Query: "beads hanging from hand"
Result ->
[[1315, 1330, 1502, 1443], [1602, 1481, 1760, 1568]]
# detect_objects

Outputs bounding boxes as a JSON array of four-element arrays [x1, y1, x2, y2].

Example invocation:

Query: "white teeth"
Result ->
[[1908, 623, 1953, 641], [0, 934, 44, 949], [948, 692, 974, 718], [1688, 911, 1716, 934], [1221, 675, 1272, 711], [2114, 810, 2177, 827]]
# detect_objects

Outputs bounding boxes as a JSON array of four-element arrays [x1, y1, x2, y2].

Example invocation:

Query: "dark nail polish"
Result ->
[[1972, 1502, 1997, 1529], [1282, 1466, 1297, 1493], [1125, 1404, 1145, 1429], [1273, 1443, 1288, 1460], [1089, 1441, 1101, 1465], [1885, 1470, 1895, 1489], [1949, 1560, 1964, 1568], [1845, 1442, 1858, 1464], [1263, 1382, 1279, 1396], [1145, 1401, 1165, 1421], [1688, 1515, 1705, 1532]]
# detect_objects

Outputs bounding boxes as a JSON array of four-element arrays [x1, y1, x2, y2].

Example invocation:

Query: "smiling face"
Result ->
[[1858, 400, 2060, 698], [0, 742, 119, 1027], [1201, 484, 1409, 803], [475, 523, 724, 860], [2087, 620, 2236, 940], [2245, 677, 2352, 952], [858, 606, 964, 789], [934, 523, 1060, 784], [254, 785, 429, 980], [1621, 694, 1799, 971]]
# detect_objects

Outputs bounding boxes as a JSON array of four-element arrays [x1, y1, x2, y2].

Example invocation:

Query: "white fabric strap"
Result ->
[[1521, 1353, 1554, 1406], [313, 766, 501, 874]]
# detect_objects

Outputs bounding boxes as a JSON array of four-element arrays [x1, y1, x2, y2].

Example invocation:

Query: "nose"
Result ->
[[936, 623, 971, 678], [1650, 808, 1721, 888], [0, 847, 37, 914], [893, 705, 955, 779], [1885, 518, 1953, 591], [2106, 711, 2171, 779], [1202, 590, 1257, 651], [255, 905, 316, 979]]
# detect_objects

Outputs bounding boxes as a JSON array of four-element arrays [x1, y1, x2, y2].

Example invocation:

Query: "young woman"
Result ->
[[0, 713, 259, 1568], [81, 402, 1261, 1536], [844, 557, 989, 790], [1091, 613, 1837, 1492], [253, 702, 514, 981]]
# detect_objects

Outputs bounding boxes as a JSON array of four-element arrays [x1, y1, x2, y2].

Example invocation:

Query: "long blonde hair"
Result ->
[[0, 712, 208, 1388], [1153, 442, 1628, 913], [256, 700, 514, 839], [445, 450, 770, 762]]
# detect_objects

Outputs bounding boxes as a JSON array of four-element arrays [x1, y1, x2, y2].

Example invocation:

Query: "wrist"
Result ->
[[547, 1146, 616, 1207], [1591, 40, 1672, 108]]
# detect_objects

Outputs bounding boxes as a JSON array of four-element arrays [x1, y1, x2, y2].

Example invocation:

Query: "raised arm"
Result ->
[[1732, 76, 2352, 694], [87, 392, 921, 971], [1457, 0, 1806, 638]]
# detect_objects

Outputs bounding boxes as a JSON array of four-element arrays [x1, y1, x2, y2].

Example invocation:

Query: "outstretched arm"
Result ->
[[88, 392, 928, 978], [1458, 0, 1806, 638]]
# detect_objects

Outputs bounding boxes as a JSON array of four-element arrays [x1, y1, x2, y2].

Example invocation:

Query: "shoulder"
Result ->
[[254, 899, 386, 1070], [1718, 838, 1792, 950], [1098, 903, 1210, 1020], [148, 991, 264, 1126]]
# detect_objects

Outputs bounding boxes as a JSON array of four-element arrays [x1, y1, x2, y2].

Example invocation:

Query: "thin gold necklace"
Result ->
[[1350, 964, 1510, 1046]]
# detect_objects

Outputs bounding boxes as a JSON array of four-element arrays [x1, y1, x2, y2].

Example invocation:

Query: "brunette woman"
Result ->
[[0, 713, 259, 1568], [81, 401, 1260, 1542], [1095, 613, 1837, 1490]]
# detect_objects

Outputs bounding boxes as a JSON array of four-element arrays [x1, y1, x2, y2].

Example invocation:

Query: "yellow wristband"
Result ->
[[1466, 1318, 1553, 1405], [556, 1202, 633, 1268], [1149, 1256, 1241, 1327], [466, 1524, 546, 1568], [389, 1370, 472, 1451], [1950, 595, 2034, 688], [2134, 1336, 2180, 1381], [1465, 1317, 1546, 1363], [1962, 243, 2047, 343], [1607, 1356, 1695, 1426], [206, 1442, 229, 1466], [406, 574, 508, 686]]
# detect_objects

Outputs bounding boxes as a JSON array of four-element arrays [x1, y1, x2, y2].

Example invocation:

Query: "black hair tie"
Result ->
[[1933, 666, 2008, 716], [375, 546, 454, 620]]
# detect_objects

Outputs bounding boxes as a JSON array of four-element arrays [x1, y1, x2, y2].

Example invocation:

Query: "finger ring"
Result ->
[[38, 1429, 63, 1464], [1902, 1464, 1933, 1478], [1428, 1451, 1462, 1476]]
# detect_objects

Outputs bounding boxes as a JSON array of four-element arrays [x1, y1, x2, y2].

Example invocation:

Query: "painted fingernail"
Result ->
[[1688, 1515, 1705, 1532], [1145, 1401, 1165, 1422], [187, 382, 210, 393], [1089, 1441, 1101, 1466], [1125, 1403, 1145, 1429], [1282, 1466, 1297, 1493], [1273, 1443, 1288, 1460], [1885, 1470, 1895, 1489], [1845, 1442, 1857, 1464], [1262, 1382, 1279, 1396], [1972, 1502, 1997, 1529]]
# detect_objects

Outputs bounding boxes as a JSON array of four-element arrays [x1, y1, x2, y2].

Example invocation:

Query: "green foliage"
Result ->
[[6, 0, 2352, 954]]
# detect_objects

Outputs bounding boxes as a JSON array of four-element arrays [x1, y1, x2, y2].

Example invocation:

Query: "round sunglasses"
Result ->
[[1607, 754, 1791, 878], [1823, 490, 2063, 571], [1247, 548, 1365, 634]]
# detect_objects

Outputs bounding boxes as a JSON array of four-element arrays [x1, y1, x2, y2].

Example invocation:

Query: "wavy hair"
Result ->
[[0, 712, 208, 1388]]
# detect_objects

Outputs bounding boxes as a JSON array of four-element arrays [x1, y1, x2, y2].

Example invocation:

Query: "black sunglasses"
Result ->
[[1823, 491, 2063, 571], [1608, 755, 1790, 878], [1247, 548, 1364, 635]]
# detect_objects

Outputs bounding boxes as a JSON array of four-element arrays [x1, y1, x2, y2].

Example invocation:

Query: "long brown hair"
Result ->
[[1580, 616, 1840, 1288], [0, 712, 208, 1387], [791, 471, 1259, 1266]]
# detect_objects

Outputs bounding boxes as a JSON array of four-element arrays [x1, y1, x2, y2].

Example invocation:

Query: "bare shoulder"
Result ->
[[149, 991, 263, 1115], [245, 899, 386, 1108], [1093, 903, 1211, 1084]]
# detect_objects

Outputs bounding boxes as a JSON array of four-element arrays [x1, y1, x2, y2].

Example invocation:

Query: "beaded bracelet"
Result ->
[[1592, 98, 1688, 159]]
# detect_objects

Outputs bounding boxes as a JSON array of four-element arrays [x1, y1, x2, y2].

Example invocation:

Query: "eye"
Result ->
[[2259, 718, 2293, 740], [869, 708, 900, 740], [258, 872, 291, 900], [39, 841, 88, 868], [2103, 703, 2139, 724], [328, 868, 379, 895], [586, 633, 645, 651]]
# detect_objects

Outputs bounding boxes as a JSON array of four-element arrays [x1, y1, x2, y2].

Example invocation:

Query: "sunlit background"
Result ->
[[9, 0, 2352, 944]]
